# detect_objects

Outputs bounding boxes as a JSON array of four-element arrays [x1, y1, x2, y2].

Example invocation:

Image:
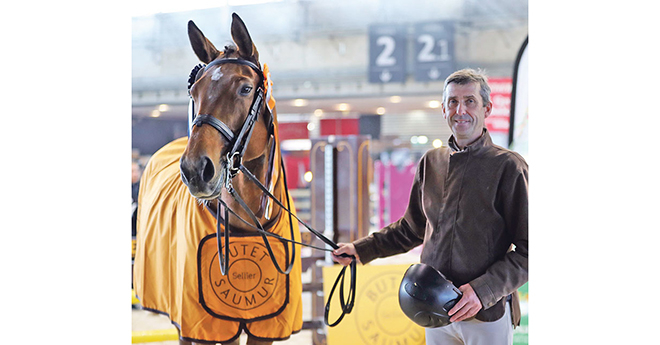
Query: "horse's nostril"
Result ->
[[201, 156, 215, 183], [180, 157, 193, 185], [180, 169, 189, 185]]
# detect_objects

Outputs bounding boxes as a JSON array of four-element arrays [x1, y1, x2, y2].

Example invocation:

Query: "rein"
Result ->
[[187, 58, 356, 326]]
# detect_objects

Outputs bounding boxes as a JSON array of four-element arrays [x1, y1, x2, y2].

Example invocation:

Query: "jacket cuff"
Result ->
[[353, 236, 378, 264], [470, 276, 497, 310]]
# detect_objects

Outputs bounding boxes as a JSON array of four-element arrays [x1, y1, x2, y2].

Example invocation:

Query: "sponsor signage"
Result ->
[[199, 237, 288, 318], [323, 264, 425, 345], [485, 78, 513, 134], [323, 263, 529, 345]]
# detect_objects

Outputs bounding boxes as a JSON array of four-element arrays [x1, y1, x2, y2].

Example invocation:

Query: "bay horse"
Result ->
[[134, 13, 304, 345]]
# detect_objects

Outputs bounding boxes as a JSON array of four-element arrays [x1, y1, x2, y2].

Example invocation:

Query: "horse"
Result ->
[[133, 13, 304, 345]]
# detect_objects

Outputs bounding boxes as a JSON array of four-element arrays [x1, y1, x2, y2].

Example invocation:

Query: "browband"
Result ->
[[189, 57, 268, 141], [204, 58, 263, 81]]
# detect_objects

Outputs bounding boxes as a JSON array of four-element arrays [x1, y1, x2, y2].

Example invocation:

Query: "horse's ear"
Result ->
[[188, 20, 220, 64], [230, 13, 260, 65]]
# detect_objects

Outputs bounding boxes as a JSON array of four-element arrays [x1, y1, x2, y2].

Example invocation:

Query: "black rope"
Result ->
[[324, 261, 357, 327], [238, 163, 352, 256], [225, 182, 296, 275], [216, 201, 230, 275], [237, 158, 357, 326], [211, 199, 333, 252]]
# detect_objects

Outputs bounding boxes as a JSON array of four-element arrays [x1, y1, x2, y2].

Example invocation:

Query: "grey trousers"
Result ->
[[425, 302, 513, 345]]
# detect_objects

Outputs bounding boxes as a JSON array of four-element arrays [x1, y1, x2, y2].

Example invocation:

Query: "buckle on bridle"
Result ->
[[226, 151, 242, 179]]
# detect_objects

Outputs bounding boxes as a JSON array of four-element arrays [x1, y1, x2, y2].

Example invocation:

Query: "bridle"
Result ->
[[186, 57, 356, 327], [188, 58, 273, 179]]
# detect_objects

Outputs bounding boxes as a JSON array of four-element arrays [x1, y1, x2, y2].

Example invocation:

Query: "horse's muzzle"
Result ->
[[180, 155, 224, 199]]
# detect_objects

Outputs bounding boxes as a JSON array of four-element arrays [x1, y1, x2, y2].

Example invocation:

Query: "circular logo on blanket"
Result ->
[[208, 241, 280, 310], [355, 271, 425, 345]]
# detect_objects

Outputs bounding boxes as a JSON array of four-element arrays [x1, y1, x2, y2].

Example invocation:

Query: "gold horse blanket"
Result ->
[[133, 136, 302, 343]]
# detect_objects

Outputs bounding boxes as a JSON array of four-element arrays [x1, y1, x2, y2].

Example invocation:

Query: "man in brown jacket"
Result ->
[[333, 69, 528, 345]]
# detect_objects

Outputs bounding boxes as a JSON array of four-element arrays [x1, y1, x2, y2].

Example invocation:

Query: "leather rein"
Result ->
[[187, 57, 356, 326]]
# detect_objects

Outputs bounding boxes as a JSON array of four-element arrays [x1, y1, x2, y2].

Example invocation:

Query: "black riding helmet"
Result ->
[[398, 263, 463, 328]]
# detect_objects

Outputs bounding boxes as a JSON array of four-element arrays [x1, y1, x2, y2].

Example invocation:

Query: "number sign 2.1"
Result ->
[[368, 24, 407, 83], [413, 21, 455, 82]]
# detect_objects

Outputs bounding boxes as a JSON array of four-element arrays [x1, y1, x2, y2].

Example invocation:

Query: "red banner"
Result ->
[[278, 122, 309, 140], [485, 78, 512, 134], [320, 118, 359, 136]]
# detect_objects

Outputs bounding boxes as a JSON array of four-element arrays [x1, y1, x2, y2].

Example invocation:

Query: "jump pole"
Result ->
[[132, 329, 178, 343]]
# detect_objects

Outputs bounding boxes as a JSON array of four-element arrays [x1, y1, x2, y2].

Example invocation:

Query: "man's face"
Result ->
[[442, 82, 492, 145]]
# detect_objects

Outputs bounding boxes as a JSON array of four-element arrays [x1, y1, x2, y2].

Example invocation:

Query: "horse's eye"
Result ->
[[239, 85, 253, 96]]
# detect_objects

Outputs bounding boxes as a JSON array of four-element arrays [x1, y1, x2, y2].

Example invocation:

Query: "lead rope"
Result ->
[[231, 157, 356, 326], [278, 157, 356, 326], [216, 200, 230, 275], [224, 180, 296, 275], [325, 261, 357, 326]]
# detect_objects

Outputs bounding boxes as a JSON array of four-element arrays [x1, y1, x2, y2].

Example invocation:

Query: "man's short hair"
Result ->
[[442, 68, 491, 107]]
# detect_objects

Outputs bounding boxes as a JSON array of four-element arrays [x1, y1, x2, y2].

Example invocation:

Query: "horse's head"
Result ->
[[181, 13, 272, 201]]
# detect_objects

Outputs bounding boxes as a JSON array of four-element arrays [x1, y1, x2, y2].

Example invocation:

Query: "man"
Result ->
[[332, 69, 528, 345]]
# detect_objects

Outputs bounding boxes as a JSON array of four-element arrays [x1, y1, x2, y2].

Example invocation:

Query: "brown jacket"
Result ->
[[354, 129, 528, 325]]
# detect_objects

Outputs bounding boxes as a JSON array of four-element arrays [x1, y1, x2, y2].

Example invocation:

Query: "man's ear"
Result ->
[[441, 103, 448, 119], [483, 101, 493, 119]]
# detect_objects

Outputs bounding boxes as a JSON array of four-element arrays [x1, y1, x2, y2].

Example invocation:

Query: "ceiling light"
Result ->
[[428, 100, 440, 109], [158, 104, 170, 112], [303, 171, 313, 182], [150, 109, 161, 118], [389, 96, 402, 103], [418, 136, 429, 144], [410, 136, 419, 144], [292, 99, 308, 107], [307, 122, 316, 131], [432, 139, 443, 148], [336, 103, 350, 111], [376, 107, 386, 115], [314, 109, 323, 117], [408, 110, 426, 118]]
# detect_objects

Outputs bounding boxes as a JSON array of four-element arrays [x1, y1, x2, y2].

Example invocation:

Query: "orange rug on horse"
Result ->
[[133, 133, 302, 343]]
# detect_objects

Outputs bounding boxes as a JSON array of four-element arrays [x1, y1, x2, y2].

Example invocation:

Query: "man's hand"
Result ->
[[331, 243, 360, 266], [448, 283, 483, 323]]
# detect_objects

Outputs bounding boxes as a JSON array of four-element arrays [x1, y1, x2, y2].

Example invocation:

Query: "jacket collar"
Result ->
[[448, 128, 493, 153]]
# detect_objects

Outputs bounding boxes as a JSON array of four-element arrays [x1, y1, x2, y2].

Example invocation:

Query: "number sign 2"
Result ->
[[368, 24, 407, 83]]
